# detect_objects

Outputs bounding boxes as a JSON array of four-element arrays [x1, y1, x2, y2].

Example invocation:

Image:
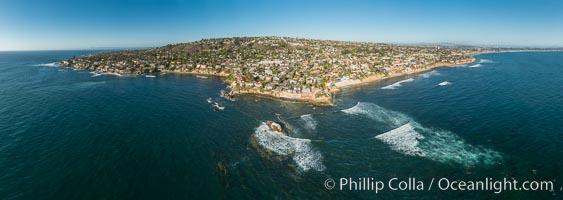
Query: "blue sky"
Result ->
[[0, 0, 562, 50]]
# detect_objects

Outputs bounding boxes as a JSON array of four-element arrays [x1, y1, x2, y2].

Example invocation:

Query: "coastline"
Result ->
[[232, 90, 334, 106], [54, 35, 561, 107], [160, 69, 229, 78], [468, 49, 563, 56], [335, 57, 476, 90], [222, 57, 476, 106], [154, 69, 334, 105], [61, 57, 477, 107]]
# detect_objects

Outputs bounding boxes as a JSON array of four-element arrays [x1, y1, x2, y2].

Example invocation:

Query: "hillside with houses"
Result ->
[[60, 37, 479, 104]]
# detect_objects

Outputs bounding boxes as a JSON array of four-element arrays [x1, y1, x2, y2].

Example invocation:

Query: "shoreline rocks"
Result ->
[[266, 120, 287, 136]]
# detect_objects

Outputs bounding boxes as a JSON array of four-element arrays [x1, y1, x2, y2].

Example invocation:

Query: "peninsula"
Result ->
[[59, 37, 480, 105]]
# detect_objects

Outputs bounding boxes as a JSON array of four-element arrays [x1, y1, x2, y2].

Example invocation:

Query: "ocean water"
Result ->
[[0, 51, 561, 199]]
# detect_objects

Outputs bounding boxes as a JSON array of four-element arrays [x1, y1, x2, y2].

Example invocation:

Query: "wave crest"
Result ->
[[343, 102, 502, 166], [90, 72, 102, 77], [341, 102, 411, 127], [381, 78, 414, 90], [480, 59, 495, 63], [34, 62, 58, 67], [418, 70, 440, 78], [375, 123, 425, 156], [376, 122, 502, 165], [468, 64, 482, 68], [438, 81, 451, 86]]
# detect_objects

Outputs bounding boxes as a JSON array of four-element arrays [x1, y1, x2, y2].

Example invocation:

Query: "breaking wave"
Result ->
[[90, 72, 102, 77], [253, 122, 325, 171], [381, 78, 414, 90], [375, 123, 425, 156], [34, 62, 58, 67], [418, 70, 440, 78], [300, 114, 317, 131], [102, 72, 122, 77], [468, 64, 482, 68], [438, 81, 451, 86], [343, 102, 502, 166], [341, 102, 410, 127], [376, 123, 502, 165], [480, 59, 495, 63]]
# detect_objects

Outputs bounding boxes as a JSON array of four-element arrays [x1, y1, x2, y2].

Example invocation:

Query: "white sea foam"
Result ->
[[468, 64, 482, 68], [253, 123, 325, 171], [88, 71, 122, 77], [381, 78, 415, 90], [418, 70, 440, 78], [375, 122, 502, 165], [375, 123, 425, 156], [416, 127, 502, 165], [341, 102, 410, 127], [90, 72, 102, 77], [438, 81, 451, 86], [300, 114, 317, 131], [34, 62, 58, 67], [102, 72, 123, 77], [453, 64, 468, 67], [343, 102, 502, 166], [480, 59, 495, 64]]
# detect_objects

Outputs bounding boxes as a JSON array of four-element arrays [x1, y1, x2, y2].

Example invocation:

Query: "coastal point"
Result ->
[[60, 37, 480, 105]]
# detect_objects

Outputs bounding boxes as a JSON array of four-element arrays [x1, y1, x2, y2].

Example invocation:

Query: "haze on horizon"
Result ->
[[0, 0, 562, 51]]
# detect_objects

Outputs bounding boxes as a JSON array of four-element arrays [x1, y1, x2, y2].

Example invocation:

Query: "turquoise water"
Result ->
[[0, 51, 561, 199]]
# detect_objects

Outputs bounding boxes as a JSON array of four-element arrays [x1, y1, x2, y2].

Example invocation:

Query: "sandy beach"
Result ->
[[335, 57, 476, 89]]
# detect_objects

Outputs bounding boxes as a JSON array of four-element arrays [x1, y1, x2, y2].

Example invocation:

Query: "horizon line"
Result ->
[[2, 36, 563, 51]]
